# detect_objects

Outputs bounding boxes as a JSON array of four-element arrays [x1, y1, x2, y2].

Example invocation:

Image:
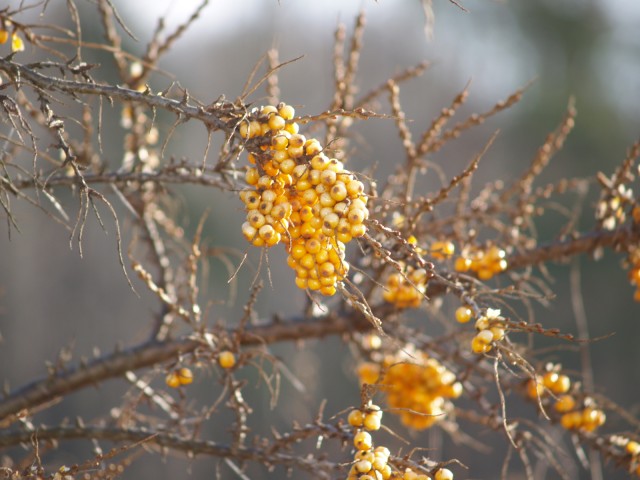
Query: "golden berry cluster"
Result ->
[[346, 402, 454, 480], [357, 350, 462, 430], [470, 308, 505, 354], [238, 103, 369, 296], [454, 245, 507, 280], [526, 367, 606, 433], [165, 367, 193, 388], [382, 264, 429, 308]]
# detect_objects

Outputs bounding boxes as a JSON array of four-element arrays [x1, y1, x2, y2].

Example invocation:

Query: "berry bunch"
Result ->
[[559, 403, 606, 432], [382, 264, 429, 308], [165, 367, 194, 388], [357, 350, 462, 430], [454, 245, 507, 280], [470, 308, 506, 354], [238, 103, 369, 296], [525, 366, 606, 433]]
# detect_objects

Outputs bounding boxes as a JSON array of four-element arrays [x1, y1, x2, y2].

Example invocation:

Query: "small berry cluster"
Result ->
[[382, 264, 429, 308], [454, 245, 507, 280], [357, 350, 462, 430], [470, 308, 505, 354], [346, 402, 455, 480], [610, 435, 640, 476], [526, 366, 606, 433], [165, 367, 194, 388], [239, 103, 369, 296]]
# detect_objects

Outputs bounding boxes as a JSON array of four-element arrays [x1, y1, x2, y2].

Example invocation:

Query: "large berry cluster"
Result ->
[[525, 366, 606, 433], [239, 103, 369, 296], [346, 402, 454, 480], [357, 350, 462, 430], [454, 245, 507, 280]]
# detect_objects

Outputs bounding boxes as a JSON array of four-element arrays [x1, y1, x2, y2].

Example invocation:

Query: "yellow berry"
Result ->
[[11, 33, 24, 52], [353, 430, 373, 451], [363, 412, 382, 431], [434, 468, 454, 480], [355, 460, 373, 474], [455, 306, 473, 323], [278, 103, 295, 120], [626, 440, 640, 456], [218, 350, 236, 369], [165, 372, 181, 388], [348, 409, 364, 427], [554, 394, 576, 413], [176, 367, 193, 385]]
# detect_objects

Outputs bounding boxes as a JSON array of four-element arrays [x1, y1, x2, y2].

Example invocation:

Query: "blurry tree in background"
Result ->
[[1, 1, 639, 479]]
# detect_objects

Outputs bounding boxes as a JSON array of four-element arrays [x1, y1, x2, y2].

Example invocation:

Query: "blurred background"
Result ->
[[1, 0, 639, 478]]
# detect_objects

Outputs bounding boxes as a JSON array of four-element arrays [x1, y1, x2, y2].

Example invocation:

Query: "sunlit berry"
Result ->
[[218, 350, 236, 369], [353, 430, 373, 451], [455, 306, 473, 323]]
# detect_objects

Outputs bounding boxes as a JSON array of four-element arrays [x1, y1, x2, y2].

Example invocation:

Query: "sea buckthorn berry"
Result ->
[[455, 306, 473, 323], [348, 409, 365, 427], [554, 394, 576, 413], [353, 431, 373, 451], [218, 350, 236, 369], [471, 330, 493, 354], [0, 30, 9, 44], [177, 367, 193, 385], [268, 114, 285, 131], [430, 240, 455, 259], [165, 372, 181, 388], [363, 412, 382, 431], [278, 103, 295, 120], [626, 440, 640, 456], [355, 460, 373, 474], [434, 468, 454, 480]]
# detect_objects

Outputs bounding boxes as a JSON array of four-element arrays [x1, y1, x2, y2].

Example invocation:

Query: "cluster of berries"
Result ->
[[610, 435, 640, 476], [470, 308, 506, 354], [357, 350, 462, 430], [346, 402, 454, 480], [382, 264, 429, 308], [239, 103, 369, 296], [454, 245, 507, 280], [526, 366, 606, 433], [165, 367, 193, 388]]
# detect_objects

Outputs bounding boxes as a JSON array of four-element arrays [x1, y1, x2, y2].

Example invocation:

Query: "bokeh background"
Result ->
[[1, 1, 639, 478]]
